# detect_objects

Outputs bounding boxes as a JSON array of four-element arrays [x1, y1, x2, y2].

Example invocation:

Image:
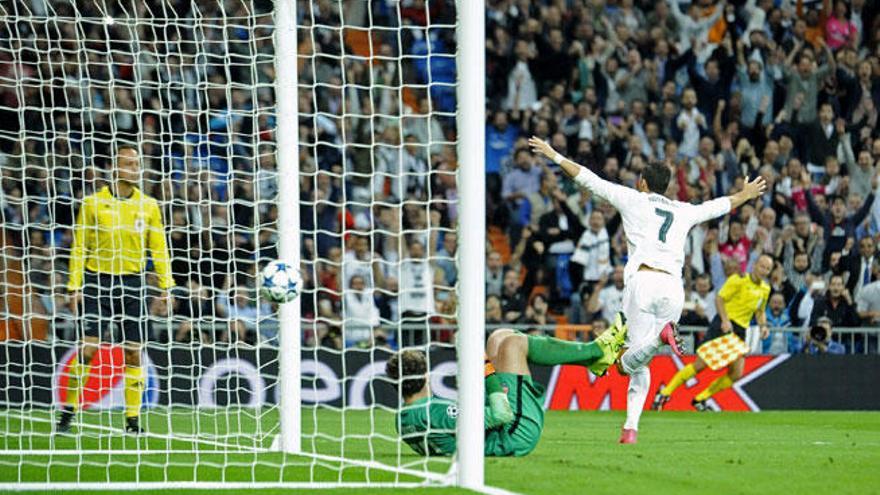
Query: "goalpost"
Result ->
[[0, 0, 488, 491]]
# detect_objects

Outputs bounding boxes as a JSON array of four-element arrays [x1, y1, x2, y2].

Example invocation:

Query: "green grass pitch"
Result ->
[[1, 408, 878, 495]]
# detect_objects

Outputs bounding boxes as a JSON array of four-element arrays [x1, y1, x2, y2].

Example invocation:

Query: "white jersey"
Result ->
[[573, 168, 731, 282]]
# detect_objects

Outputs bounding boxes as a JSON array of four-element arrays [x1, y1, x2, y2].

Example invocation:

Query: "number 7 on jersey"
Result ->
[[654, 208, 674, 243]]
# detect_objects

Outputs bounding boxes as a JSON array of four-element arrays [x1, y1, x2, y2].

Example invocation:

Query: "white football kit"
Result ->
[[572, 167, 730, 430]]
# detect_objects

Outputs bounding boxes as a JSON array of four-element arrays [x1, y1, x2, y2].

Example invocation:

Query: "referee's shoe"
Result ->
[[125, 416, 144, 434], [55, 407, 75, 434]]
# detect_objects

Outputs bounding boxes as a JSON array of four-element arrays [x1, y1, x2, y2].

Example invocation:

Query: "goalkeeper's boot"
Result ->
[[651, 391, 671, 411], [125, 416, 144, 435], [692, 398, 711, 412], [55, 407, 75, 434], [659, 321, 685, 357], [618, 428, 637, 444], [589, 313, 628, 377]]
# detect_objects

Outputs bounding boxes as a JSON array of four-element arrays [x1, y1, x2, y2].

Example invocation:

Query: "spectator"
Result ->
[[536, 187, 584, 306], [809, 274, 860, 327], [682, 273, 715, 325], [485, 294, 503, 325], [782, 38, 835, 125], [856, 261, 880, 324], [736, 42, 774, 128], [720, 218, 751, 272], [398, 240, 436, 347], [486, 110, 520, 197], [843, 146, 875, 202], [522, 293, 554, 334], [526, 172, 558, 229], [586, 317, 610, 343], [570, 210, 613, 293], [676, 88, 708, 158], [434, 231, 458, 288], [781, 213, 825, 275], [217, 286, 273, 345], [502, 148, 544, 228], [825, 1, 858, 51], [687, 44, 734, 123], [486, 250, 505, 297], [342, 275, 382, 348], [803, 316, 846, 354], [805, 180, 875, 267], [846, 235, 876, 298], [586, 266, 625, 323], [666, 0, 725, 58], [765, 292, 795, 353], [769, 260, 797, 304], [504, 40, 538, 112], [173, 281, 216, 344], [801, 103, 841, 168], [500, 268, 526, 323]]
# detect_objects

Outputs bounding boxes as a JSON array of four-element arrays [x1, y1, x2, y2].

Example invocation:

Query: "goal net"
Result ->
[[0, 0, 484, 490]]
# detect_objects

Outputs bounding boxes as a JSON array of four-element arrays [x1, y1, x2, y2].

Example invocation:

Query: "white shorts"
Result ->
[[621, 270, 685, 350]]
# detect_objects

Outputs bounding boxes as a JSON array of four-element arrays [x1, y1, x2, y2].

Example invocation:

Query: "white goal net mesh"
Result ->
[[0, 0, 463, 488]]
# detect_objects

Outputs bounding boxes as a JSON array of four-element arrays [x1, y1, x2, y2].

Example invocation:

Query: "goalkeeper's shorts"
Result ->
[[485, 373, 545, 457], [81, 271, 148, 343]]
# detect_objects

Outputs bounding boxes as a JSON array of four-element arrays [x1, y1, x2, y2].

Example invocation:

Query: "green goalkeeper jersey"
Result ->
[[396, 397, 458, 456], [395, 373, 546, 457]]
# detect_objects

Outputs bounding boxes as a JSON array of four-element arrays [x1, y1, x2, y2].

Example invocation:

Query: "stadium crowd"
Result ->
[[483, 0, 880, 354], [0, 0, 878, 353]]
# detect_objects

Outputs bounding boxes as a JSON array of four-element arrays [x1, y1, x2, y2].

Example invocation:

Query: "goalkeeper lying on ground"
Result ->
[[386, 316, 627, 457]]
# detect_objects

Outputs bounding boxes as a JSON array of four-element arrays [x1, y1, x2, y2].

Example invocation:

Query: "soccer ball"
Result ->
[[260, 260, 302, 303]]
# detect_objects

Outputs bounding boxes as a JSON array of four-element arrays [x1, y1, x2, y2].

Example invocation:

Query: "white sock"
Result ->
[[620, 338, 660, 375], [624, 366, 651, 431]]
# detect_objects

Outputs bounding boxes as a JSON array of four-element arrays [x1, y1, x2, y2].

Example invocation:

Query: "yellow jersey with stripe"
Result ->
[[717, 273, 771, 329], [67, 186, 175, 290]]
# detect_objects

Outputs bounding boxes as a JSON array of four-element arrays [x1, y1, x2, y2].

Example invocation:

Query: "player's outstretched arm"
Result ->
[[528, 136, 636, 209], [728, 175, 767, 211], [528, 136, 583, 180]]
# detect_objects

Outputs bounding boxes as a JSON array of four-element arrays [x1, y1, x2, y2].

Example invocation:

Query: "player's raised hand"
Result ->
[[528, 136, 556, 160], [741, 175, 767, 200]]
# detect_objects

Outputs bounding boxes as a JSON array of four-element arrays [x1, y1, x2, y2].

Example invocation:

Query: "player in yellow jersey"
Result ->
[[57, 147, 175, 434], [652, 254, 773, 411]]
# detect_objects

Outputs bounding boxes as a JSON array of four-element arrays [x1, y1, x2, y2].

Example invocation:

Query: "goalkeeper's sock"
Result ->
[[526, 335, 603, 367], [483, 357, 513, 428], [694, 375, 734, 402], [484, 358, 503, 395], [660, 363, 697, 397], [124, 366, 145, 418], [66, 357, 91, 411]]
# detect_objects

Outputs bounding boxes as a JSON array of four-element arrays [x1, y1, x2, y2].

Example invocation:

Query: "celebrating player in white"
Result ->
[[529, 136, 766, 444]]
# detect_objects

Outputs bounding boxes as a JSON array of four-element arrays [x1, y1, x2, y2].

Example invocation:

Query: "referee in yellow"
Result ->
[[652, 254, 773, 411], [58, 146, 174, 434]]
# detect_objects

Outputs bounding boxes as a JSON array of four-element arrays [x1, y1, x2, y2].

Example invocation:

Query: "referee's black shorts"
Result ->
[[704, 314, 747, 343], [81, 271, 148, 343]]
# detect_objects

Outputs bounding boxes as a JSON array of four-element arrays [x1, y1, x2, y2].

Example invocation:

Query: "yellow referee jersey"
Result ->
[[67, 186, 175, 290], [717, 273, 770, 329]]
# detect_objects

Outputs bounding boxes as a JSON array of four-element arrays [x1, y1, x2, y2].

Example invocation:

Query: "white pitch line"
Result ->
[[3, 410, 448, 483], [4, 409, 257, 452]]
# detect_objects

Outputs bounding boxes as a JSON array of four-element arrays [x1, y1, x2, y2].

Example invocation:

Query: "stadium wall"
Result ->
[[1, 342, 878, 411]]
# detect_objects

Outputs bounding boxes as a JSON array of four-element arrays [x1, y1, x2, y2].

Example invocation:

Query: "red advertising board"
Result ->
[[545, 355, 784, 412]]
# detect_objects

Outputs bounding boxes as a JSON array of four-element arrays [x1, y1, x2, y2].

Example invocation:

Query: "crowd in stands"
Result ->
[[0, 0, 879, 353], [484, 0, 880, 354]]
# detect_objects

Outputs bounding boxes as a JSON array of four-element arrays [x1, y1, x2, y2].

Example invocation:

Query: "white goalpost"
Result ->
[[455, 0, 486, 489], [0, 0, 490, 491], [273, 0, 302, 456]]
